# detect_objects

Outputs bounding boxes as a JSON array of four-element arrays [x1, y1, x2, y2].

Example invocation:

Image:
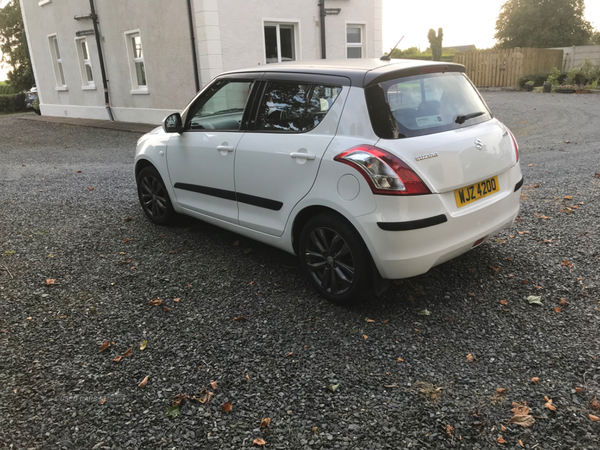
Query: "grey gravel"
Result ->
[[1, 92, 600, 450]]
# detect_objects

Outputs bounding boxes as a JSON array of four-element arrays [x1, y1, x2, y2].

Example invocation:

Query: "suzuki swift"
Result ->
[[134, 58, 522, 304]]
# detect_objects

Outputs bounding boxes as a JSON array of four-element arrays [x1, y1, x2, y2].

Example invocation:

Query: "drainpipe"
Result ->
[[318, 0, 326, 59], [186, 0, 200, 92], [89, 0, 114, 121]]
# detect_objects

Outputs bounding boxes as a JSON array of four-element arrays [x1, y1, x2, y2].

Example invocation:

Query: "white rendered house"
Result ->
[[20, 0, 383, 124]]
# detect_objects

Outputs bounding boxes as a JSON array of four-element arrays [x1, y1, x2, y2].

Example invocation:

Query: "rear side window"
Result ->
[[365, 72, 491, 139], [255, 82, 341, 132]]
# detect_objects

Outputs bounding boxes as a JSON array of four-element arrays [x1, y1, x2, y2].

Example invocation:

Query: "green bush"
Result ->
[[0, 82, 19, 95], [518, 72, 550, 89], [0, 93, 27, 113]]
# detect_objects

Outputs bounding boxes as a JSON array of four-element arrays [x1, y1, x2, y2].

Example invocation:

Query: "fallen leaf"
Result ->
[[138, 375, 149, 388], [501, 424, 507, 431], [163, 306, 172, 312], [124, 217, 132, 222], [122, 238, 131, 243], [519, 439, 524, 447], [384, 384, 398, 388], [164, 406, 179, 419], [87, 186, 94, 191], [468, 292, 475, 297], [496, 388, 507, 395], [312, 426, 319, 434], [140, 339, 147, 351], [466, 353, 475, 362], [490, 265, 501, 272], [285, 352, 293, 357], [531, 377, 539, 384], [365, 317, 375, 323], [590, 414, 599, 422], [417, 309, 431, 316], [326, 384, 340, 392], [590, 397, 600, 410], [509, 415, 535, 427], [59, 315, 67, 319], [564, 195, 573, 200], [496, 436, 507, 444], [383, 319, 390, 324], [45, 278, 56, 286], [173, 298, 180, 303], [245, 373, 250, 380], [575, 387, 583, 393], [559, 298, 570, 306], [260, 417, 271, 428], [99, 341, 110, 352], [544, 398, 556, 411], [397, 357, 404, 362], [499, 299, 508, 306], [554, 307, 562, 313], [100, 397, 107, 405], [595, 173, 600, 178], [511, 402, 530, 416], [124, 348, 132, 357], [113, 355, 122, 363], [444, 424, 454, 436], [528, 163, 534, 167], [221, 401, 233, 413], [527, 295, 543, 306], [195, 387, 210, 404], [172, 393, 189, 406], [209, 381, 218, 390], [253, 438, 266, 446], [232, 315, 246, 321], [533, 182, 540, 188], [505, 257, 513, 261], [149, 298, 162, 306], [76, 170, 82, 173]]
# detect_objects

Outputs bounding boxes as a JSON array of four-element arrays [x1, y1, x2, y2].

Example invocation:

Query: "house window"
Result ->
[[346, 25, 364, 58], [75, 38, 94, 88], [48, 35, 67, 89], [125, 30, 148, 93], [264, 23, 296, 64]]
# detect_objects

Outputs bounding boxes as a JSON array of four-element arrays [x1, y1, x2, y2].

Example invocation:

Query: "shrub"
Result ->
[[0, 82, 19, 95], [518, 72, 550, 89], [0, 93, 27, 113]]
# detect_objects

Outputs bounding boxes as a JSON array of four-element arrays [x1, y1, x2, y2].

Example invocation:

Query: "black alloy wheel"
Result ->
[[137, 166, 175, 225], [299, 213, 372, 304]]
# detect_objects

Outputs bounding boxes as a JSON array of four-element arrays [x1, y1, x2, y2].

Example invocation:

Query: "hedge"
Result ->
[[0, 93, 27, 113], [392, 55, 455, 62]]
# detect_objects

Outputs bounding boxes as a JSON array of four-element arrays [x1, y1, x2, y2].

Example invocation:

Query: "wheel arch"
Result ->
[[135, 158, 155, 181]]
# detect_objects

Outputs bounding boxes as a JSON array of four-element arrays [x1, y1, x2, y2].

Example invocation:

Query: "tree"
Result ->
[[495, 0, 594, 48], [427, 28, 443, 61], [0, 0, 34, 91]]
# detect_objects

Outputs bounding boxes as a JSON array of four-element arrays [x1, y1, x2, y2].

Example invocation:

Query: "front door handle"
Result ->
[[290, 152, 316, 160], [217, 145, 235, 152]]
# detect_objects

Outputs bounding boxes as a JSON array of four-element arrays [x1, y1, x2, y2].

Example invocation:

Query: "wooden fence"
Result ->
[[453, 48, 563, 87]]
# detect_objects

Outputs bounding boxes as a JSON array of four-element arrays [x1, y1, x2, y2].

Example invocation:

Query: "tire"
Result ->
[[299, 213, 373, 305], [136, 166, 176, 226]]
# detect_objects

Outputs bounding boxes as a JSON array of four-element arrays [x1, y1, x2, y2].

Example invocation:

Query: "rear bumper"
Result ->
[[355, 164, 522, 279]]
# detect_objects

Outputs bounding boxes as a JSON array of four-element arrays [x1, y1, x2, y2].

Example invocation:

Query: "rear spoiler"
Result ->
[[364, 62, 465, 88]]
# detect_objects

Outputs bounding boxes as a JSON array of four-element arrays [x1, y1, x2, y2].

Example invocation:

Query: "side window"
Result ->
[[302, 85, 341, 132], [187, 80, 254, 131], [255, 82, 309, 132]]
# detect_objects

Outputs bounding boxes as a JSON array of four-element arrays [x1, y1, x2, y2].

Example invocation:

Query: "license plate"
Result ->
[[454, 176, 499, 208]]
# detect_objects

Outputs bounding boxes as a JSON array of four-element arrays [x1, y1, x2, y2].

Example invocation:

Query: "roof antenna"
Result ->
[[380, 36, 404, 61]]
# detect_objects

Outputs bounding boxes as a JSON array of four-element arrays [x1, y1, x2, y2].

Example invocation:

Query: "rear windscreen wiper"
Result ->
[[455, 111, 485, 124]]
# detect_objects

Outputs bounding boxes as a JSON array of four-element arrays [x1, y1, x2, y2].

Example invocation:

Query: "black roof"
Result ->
[[220, 58, 466, 88]]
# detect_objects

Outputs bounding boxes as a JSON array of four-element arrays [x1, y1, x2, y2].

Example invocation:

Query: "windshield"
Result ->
[[365, 72, 491, 139]]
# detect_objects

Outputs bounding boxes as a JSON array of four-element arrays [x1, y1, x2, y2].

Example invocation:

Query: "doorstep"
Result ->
[[19, 113, 156, 133]]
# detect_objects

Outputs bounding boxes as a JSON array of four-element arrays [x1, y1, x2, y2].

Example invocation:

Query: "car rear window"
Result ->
[[365, 72, 491, 139]]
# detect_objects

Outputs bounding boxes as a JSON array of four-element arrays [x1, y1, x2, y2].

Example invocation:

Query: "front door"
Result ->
[[166, 78, 256, 223], [234, 79, 346, 236]]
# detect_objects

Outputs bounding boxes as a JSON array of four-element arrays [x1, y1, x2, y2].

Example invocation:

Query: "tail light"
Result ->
[[334, 145, 430, 195], [507, 129, 519, 162]]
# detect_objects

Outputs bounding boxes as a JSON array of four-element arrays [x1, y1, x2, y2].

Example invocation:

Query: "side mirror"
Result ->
[[163, 113, 182, 134]]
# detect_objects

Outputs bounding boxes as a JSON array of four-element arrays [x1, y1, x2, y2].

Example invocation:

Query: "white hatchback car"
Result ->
[[135, 59, 522, 304]]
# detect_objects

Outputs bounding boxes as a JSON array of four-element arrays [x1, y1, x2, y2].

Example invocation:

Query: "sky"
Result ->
[[1, 0, 599, 82], [382, 0, 600, 52]]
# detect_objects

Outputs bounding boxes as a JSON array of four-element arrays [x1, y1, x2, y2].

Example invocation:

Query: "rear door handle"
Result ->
[[217, 145, 235, 152], [290, 152, 316, 160]]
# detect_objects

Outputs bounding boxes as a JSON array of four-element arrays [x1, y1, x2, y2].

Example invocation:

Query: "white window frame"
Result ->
[[124, 29, 149, 94], [262, 19, 301, 64], [346, 23, 366, 59], [75, 37, 95, 90], [47, 34, 67, 90]]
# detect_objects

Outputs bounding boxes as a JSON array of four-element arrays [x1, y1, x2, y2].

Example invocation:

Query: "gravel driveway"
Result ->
[[1, 91, 599, 450]]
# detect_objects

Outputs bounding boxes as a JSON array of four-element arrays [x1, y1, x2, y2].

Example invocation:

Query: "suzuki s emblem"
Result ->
[[475, 139, 483, 150]]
